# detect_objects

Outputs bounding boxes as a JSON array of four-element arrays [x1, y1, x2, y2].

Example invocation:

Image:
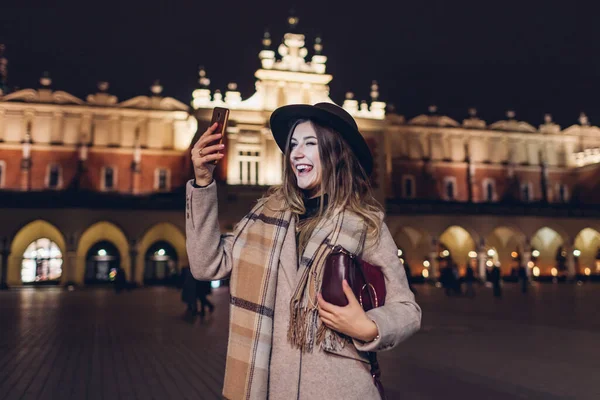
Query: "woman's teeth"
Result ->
[[296, 165, 313, 175]]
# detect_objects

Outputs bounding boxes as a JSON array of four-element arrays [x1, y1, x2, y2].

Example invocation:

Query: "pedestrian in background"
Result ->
[[196, 280, 215, 319], [491, 265, 502, 298], [180, 266, 198, 322], [464, 265, 476, 298], [518, 265, 528, 293]]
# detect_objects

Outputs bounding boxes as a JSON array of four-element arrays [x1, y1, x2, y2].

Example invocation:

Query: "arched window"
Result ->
[[521, 183, 531, 202], [443, 177, 457, 201], [85, 241, 121, 284], [557, 184, 568, 203], [21, 238, 63, 283], [101, 166, 117, 191], [482, 178, 496, 202], [155, 169, 170, 191], [401, 175, 416, 199], [47, 164, 62, 189], [144, 241, 178, 285]]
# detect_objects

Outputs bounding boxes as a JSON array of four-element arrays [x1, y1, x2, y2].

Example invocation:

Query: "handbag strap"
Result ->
[[368, 352, 386, 400], [354, 258, 386, 400]]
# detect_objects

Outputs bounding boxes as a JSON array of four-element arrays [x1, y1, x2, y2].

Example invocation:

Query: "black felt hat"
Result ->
[[269, 102, 373, 175]]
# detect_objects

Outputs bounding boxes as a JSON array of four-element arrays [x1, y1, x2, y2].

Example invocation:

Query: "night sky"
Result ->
[[1, 0, 599, 128]]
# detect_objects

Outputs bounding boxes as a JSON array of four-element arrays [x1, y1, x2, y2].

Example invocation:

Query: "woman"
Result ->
[[186, 102, 421, 399]]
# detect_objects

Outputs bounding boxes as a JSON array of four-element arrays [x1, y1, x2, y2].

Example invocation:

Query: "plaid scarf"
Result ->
[[224, 195, 365, 400]]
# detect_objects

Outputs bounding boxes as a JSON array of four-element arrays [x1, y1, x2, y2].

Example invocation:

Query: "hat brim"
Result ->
[[270, 104, 373, 175]]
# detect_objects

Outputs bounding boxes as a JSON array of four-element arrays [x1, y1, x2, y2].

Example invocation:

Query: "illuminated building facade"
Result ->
[[1, 17, 599, 288]]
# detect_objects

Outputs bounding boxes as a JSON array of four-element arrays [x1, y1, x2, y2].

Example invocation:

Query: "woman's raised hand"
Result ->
[[191, 122, 225, 186]]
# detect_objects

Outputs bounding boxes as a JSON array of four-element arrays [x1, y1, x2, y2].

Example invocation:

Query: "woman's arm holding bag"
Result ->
[[353, 222, 422, 352]]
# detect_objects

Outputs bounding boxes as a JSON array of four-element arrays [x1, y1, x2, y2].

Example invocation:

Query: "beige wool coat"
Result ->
[[186, 181, 422, 399]]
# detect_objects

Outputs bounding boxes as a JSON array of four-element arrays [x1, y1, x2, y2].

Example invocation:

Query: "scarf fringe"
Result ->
[[288, 305, 347, 353], [287, 210, 365, 354]]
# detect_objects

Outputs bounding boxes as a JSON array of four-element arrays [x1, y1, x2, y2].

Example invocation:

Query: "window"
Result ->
[[0, 161, 5, 188], [101, 166, 118, 191], [21, 238, 63, 283], [154, 168, 170, 191], [238, 150, 260, 185], [47, 164, 61, 189], [443, 177, 457, 201], [401, 175, 416, 199], [557, 184, 569, 203], [521, 183, 532, 202], [482, 178, 496, 202], [105, 167, 114, 189]]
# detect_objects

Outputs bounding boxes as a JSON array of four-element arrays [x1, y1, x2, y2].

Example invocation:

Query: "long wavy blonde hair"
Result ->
[[265, 119, 383, 254]]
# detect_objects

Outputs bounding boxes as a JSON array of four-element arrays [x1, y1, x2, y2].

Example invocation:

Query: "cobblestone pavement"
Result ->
[[1, 283, 598, 400]]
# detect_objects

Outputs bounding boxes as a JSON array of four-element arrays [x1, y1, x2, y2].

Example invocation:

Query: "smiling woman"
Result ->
[[186, 102, 421, 399], [289, 120, 322, 197]]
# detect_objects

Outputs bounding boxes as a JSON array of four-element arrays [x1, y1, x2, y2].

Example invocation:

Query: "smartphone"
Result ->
[[209, 107, 229, 164]]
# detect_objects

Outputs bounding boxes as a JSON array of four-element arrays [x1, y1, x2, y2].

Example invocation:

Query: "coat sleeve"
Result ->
[[353, 221, 422, 352], [185, 179, 236, 281]]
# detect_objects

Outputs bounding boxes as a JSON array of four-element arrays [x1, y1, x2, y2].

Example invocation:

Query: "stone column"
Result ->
[[129, 239, 139, 287], [0, 237, 10, 290], [521, 247, 533, 279], [565, 245, 576, 280], [428, 237, 439, 281], [64, 251, 78, 286], [63, 232, 79, 286], [478, 248, 487, 282]]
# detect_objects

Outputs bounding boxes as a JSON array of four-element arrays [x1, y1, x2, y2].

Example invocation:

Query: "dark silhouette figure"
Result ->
[[518, 265, 528, 293], [490, 266, 502, 298], [464, 266, 476, 298], [403, 262, 417, 295], [441, 267, 452, 296], [197, 280, 215, 319], [181, 267, 198, 321], [114, 267, 127, 293], [451, 263, 462, 295]]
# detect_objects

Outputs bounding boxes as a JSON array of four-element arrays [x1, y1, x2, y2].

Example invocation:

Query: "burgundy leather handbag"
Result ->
[[320, 245, 387, 400]]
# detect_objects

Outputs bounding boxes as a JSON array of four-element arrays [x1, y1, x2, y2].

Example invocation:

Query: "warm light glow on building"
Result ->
[[532, 250, 540, 258], [468, 251, 477, 258], [487, 249, 496, 257], [584, 268, 591, 276], [441, 249, 450, 257], [511, 251, 518, 258], [527, 261, 534, 268], [423, 260, 430, 268], [551, 268, 558, 277], [422, 269, 429, 278], [573, 147, 600, 167], [486, 260, 493, 267], [399, 258, 404, 264], [533, 266, 540, 276]]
